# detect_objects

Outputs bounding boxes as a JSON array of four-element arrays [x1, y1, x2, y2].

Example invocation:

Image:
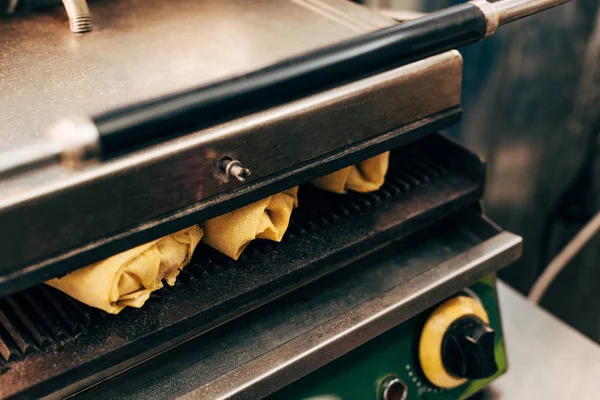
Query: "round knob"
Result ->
[[419, 296, 496, 389], [441, 316, 498, 380]]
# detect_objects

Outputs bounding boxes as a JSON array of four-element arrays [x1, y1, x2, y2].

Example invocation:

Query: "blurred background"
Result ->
[[359, 0, 600, 344]]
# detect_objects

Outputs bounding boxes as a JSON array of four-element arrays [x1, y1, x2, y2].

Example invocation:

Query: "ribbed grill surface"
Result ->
[[0, 286, 101, 365], [0, 147, 449, 368]]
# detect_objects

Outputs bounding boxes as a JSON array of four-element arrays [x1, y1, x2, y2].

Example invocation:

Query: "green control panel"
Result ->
[[267, 276, 506, 400]]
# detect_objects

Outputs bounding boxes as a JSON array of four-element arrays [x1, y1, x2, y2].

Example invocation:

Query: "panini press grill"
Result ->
[[0, 0, 570, 398]]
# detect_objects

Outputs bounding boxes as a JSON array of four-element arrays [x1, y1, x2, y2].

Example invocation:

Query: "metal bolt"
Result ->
[[61, 0, 93, 33], [220, 158, 251, 183]]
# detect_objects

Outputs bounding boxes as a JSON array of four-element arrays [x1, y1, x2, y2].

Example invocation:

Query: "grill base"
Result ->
[[78, 215, 520, 400], [0, 133, 485, 399]]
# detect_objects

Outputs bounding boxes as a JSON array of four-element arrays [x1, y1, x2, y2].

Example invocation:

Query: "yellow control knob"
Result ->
[[419, 296, 496, 389]]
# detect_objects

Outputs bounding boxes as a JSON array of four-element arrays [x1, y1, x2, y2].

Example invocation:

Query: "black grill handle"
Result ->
[[94, 2, 488, 155], [91, 0, 574, 157]]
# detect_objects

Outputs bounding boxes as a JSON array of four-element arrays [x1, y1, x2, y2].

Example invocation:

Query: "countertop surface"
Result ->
[[483, 282, 600, 399]]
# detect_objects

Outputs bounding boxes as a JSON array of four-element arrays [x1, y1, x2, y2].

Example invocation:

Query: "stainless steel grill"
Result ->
[[0, 0, 573, 398]]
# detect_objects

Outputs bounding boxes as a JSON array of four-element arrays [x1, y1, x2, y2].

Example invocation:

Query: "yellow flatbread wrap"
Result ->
[[201, 187, 299, 260], [311, 152, 389, 194], [46, 225, 203, 314]]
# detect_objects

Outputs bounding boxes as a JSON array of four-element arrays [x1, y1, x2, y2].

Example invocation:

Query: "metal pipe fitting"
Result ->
[[220, 158, 251, 183], [61, 0, 93, 33], [494, 0, 572, 25]]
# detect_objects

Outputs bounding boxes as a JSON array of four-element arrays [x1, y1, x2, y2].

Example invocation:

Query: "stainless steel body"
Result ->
[[0, 0, 463, 293], [74, 212, 522, 400], [69, 265, 600, 400]]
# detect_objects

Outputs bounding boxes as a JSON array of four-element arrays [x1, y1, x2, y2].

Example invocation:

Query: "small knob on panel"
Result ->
[[441, 316, 498, 380], [378, 375, 407, 400], [219, 157, 251, 182]]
